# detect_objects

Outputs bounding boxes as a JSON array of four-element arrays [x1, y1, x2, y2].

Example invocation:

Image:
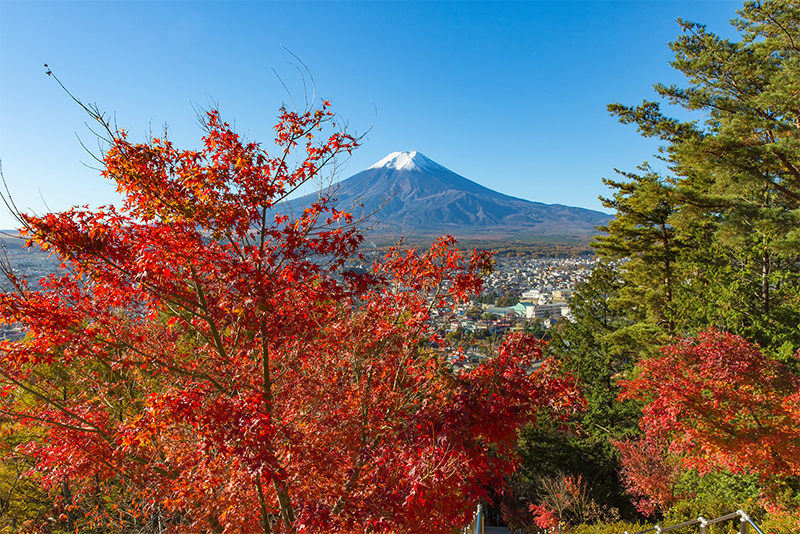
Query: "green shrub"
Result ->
[[664, 470, 762, 525], [567, 521, 650, 534]]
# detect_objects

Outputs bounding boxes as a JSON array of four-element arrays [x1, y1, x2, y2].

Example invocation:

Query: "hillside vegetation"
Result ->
[[509, 1, 800, 531]]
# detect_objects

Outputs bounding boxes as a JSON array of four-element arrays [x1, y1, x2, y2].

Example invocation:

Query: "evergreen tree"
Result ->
[[608, 0, 800, 353], [594, 167, 682, 337], [548, 262, 642, 465], [510, 264, 642, 524], [602, 0, 800, 522]]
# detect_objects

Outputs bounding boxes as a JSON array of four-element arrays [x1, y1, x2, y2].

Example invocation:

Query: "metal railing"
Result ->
[[461, 504, 483, 534], [624, 510, 765, 534]]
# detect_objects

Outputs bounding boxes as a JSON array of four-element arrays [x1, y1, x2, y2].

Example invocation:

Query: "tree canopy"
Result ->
[[516, 1, 800, 528], [596, 0, 800, 524], [607, 0, 800, 352], [0, 93, 582, 533]]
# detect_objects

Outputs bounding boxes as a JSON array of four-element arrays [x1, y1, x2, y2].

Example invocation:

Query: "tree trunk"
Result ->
[[762, 247, 770, 316]]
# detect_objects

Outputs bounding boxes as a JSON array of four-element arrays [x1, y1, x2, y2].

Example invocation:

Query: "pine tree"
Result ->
[[594, 167, 682, 337], [608, 0, 800, 352]]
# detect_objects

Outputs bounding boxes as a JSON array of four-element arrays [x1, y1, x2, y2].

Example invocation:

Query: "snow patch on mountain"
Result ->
[[285, 150, 612, 241], [368, 151, 443, 173]]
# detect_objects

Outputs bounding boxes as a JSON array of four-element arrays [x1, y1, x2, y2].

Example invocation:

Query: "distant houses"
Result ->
[[435, 256, 594, 338]]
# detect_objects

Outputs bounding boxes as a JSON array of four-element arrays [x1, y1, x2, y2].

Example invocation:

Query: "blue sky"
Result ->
[[0, 0, 742, 230]]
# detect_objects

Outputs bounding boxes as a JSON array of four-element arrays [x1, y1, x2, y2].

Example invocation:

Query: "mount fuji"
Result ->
[[285, 151, 611, 242]]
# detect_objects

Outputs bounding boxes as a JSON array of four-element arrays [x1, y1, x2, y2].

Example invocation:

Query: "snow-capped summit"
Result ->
[[368, 151, 443, 173], [285, 151, 612, 241]]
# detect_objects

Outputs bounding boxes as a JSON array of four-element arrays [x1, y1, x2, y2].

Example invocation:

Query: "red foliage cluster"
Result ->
[[618, 328, 800, 512], [529, 504, 559, 530], [0, 102, 581, 533], [612, 432, 683, 516]]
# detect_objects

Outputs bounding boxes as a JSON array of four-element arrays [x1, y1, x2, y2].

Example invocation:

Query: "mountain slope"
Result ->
[[285, 151, 611, 241]]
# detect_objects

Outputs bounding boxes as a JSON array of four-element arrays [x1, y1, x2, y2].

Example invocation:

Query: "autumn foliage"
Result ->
[[612, 432, 683, 516], [618, 329, 800, 512], [0, 100, 581, 533]]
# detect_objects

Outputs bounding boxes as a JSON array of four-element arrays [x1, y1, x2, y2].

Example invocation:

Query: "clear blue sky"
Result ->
[[0, 1, 742, 230]]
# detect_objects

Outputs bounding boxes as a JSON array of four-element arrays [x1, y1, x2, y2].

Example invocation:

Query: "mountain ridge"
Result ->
[[286, 152, 611, 242]]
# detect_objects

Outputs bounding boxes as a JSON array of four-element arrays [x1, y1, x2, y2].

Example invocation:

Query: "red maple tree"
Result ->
[[612, 431, 684, 516], [618, 328, 800, 510], [0, 97, 582, 533]]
